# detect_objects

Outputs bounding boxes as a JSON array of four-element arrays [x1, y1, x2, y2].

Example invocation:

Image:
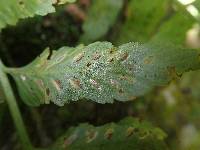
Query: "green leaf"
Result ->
[[6, 42, 200, 106], [51, 117, 167, 150], [0, 0, 76, 30], [80, 0, 123, 44], [115, 0, 168, 44], [58, 0, 76, 5], [151, 11, 195, 45]]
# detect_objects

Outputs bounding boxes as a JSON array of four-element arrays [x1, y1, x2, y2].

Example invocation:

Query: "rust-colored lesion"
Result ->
[[19, 0, 24, 5], [92, 52, 101, 60], [63, 133, 78, 148], [74, 52, 85, 63], [46, 88, 50, 96], [69, 78, 81, 89], [167, 66, 181, 80], [52, 79, 62, 91], [86, 130, 98, 143], [143, 56, 154, 64], [126, 127, 135, 137], [104, 128, 114, 140], [109, 47, 116, 54], [119, 52, 129, 61]]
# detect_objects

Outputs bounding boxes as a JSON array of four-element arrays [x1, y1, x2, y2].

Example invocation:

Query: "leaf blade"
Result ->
[[0, 0, 76, 30], [80, 0, 123, 44], [7, 42, 200, 106], [51, 117, 167, 150]]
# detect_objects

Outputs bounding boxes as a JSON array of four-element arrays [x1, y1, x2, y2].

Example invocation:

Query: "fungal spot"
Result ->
[[52, 80, 62, 91], [119, 89, 124, 94], [119, 52, 128, 61], [120, 75, 134, 82], [20, 75, 26, 81], [86, 130, 98, 143], [143, 56, 154, 64], [46, 88, 50, 96], [69, 79, 81, 89], [129, 96, 137, 100], [74, 52, 84, 62], [109, 48, 116, 54], [63, 134, 77, 148], [139, 130, 149, 139], [181, 88, 191, 95], [167, 66, 181, 79], [126, 127, 135, 137], [110, 79, 118, 87], [108, 58, 114, 63], [19, 0, 24, 5], [86, 62, 91, 67], [89, 79, 100, 89], [104, 128, 114, 140], [36, 80, 44, 88], [92, 52, 101, 60]]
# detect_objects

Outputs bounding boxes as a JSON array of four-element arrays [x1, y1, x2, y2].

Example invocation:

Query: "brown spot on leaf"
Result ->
[[90, 79, 100, 89], [19, 0, 24, 5], [74, 52, 84, 63], [167, 66, 181, 79], [129, 96, 137, 100], [109, 48, 116, 54], [52, 80, 62, 91], [63, 134, 77, 148], [92, 52, 101, 60], [181, 88, 191, 95], [139, 131, 149, 139], [108, 58, 114, 63], [110, 79, 118, 87], [126, 127, 135, 137], [86, 62, 92, 67], [69, 79, 81, 89], [104, 128, 114, 140], [46, 88, 50, 96], [86, 130, 98, 143], [36, 80, 44, 89], [120, 75, 134, 82], [119, 52, 128, 61], [144, 56, 154, 64]]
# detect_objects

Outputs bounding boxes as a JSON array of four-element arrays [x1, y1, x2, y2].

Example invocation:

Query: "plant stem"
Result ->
[[0, 59, 33, 150]]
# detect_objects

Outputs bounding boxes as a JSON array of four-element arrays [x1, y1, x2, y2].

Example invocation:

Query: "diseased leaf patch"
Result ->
[[51, 117, 167, 150], [7, 42, 200, 106]]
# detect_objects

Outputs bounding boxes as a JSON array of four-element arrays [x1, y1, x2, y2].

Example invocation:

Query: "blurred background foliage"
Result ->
[[1, 0, 200, 149]]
